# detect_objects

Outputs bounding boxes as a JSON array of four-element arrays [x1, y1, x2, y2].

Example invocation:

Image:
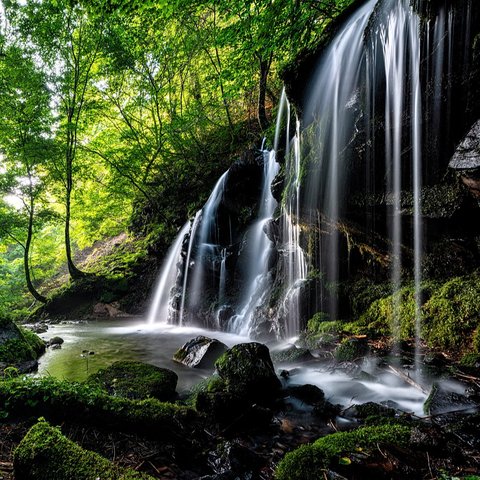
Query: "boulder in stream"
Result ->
[[423, 383, 479, 415], [215, 342, 281, 403], [173, 335, 228, 369], [87, 360, 178, 401]]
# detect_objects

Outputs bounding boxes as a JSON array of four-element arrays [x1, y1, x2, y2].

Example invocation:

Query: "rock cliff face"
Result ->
[[260, 0, 480, 336]]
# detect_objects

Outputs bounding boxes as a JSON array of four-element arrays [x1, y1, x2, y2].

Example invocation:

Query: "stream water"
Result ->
[[37, 320, 426, 415]]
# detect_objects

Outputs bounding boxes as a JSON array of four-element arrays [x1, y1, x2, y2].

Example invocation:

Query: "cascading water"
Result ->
[[181, 171, 228, 324], [304, 0, 377, 323], [147, 0, 476, 360], [276, 90, 308, 337], [228, 151, 279, 336], [147, 222, 189, 324]]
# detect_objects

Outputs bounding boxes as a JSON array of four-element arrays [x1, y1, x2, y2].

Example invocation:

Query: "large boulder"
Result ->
[[173, 336, 228, 369], [14, 420, 154, 480], [215, 342, 281, 402], [0, 318, 45, 370], [87, 361, 177, 401], [423, 384, 478, 415], [449, 120, 480, 199], [449, 120, 480, 171]]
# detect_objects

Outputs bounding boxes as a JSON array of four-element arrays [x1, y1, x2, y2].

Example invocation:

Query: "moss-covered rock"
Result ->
[[14, 420, 154, 480], [275, 424, 411, 480], [0, 318, 45, 365], [343, 271, 480, 355], [271, 345, 314, 364], [334, 337, 368, 362], [0, 377, 194, 437], [215, 342, 281, 403], [87, 361, 177, 400]]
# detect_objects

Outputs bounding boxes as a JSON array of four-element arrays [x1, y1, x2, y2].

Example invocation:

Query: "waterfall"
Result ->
[[147, 0, 474, 352], [304, 0, 377, 322], [278, 93, 308, 337], [228, 150, 279, 336], [182, 171, 228, 324], [303, 0, 427, 347], [147, 222, 189, 324]]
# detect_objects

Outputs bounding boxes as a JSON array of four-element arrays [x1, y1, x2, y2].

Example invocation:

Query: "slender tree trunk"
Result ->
[[65, 125, 84, 279], [25, 183, 47, 303], [257, 56, 270, 131]]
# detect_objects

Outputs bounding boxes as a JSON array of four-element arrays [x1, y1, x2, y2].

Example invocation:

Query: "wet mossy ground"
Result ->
[[302, 270, 480, 359], [275, 424, 412, 480], [14, 420, 155, 480], [0, 376, 194, 436]]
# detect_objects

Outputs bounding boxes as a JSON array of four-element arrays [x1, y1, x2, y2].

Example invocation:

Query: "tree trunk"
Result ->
[[65, 126, 84, 280], [25, 194, 47, 303], [257, 56, 271, 131]]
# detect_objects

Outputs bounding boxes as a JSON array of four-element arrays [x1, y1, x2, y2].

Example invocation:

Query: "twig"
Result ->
[[387, 365, 429, 395], [427, 452, 434, 479]]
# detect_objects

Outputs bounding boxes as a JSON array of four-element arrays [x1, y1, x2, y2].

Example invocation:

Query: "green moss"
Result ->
[[275, 424, 411, 480], [87, 361, 177, 400], [185, 375, 226, 406], [14, 420, 154, 479], [0, 377, 195, 434], [422, 273, 480, 351], [0, 322, 45, 364], [334, 337, 368, 362], [459, 353, 480, 367], [346, 285, 419, 339], [346, 279, 393, 318], [299, 314, 344, 349]]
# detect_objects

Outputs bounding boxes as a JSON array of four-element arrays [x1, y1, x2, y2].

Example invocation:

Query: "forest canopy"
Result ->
[[0, 0, 351, 317]]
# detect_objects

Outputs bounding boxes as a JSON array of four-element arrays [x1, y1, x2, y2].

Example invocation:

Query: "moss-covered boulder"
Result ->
[[173, 336, 228, 369], [87, 361, 177, 400], [215, 342, 281, 403], [0, 318, 45, 368], [275, 424, 412, 480], [0, 377, 194, 437], [271, 345, 315, 364], [14, 420, 154, 480], [334, 337, 369, 362]]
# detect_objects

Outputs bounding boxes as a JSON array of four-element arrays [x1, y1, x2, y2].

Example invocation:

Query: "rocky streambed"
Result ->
[[1, 320, 480, 479]]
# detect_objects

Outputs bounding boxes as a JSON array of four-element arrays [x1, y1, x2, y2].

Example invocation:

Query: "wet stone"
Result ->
[[173, 336, 228, 369]]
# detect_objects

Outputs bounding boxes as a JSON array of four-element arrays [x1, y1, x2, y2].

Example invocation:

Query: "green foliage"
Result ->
[[422, 273, 480, 351], [275, 424, 411, 480], [14, 419, 155, 479], [86, 361, 178, 400], [0, 0, 359, 313], [0, 376, 194, 432], [299, 314, 342, 349]]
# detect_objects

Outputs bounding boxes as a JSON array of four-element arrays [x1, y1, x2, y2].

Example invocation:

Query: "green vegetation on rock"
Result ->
[[275, 424, 412, 480], [87, 361, 177, 401], [0, 377, 194, 434], [0, 319, 45, 364], [14, 419, 155, 480], [343, 271, 480, 355]]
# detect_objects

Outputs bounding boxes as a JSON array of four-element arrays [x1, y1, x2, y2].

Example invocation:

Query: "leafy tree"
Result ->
[[4, 0, 104, 279], [0, 44, 55, 303]]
